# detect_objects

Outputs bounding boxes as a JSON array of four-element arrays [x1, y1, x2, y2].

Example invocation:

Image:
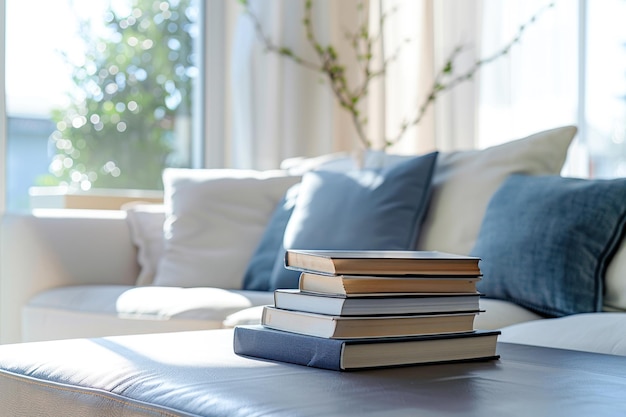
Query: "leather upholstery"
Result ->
[[1, 329, 626, 416]]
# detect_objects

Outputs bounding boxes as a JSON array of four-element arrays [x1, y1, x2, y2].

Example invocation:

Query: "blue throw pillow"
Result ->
[[242, 184, 300, 290], [268, 152, 439, 290], [471, 174, 626, 317]]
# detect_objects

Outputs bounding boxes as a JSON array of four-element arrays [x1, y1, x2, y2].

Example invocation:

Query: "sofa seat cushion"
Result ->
[[23, 285, 274, 342], [499, 313, 626, 356], [474, 298, 542, 330]]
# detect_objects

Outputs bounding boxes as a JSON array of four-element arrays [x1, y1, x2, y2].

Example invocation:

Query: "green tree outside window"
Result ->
[[44, 0, 198, 191]]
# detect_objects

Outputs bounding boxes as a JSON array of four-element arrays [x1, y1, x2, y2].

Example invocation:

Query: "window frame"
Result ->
[[0, 0, 6, 213], [0, 0, 211, 213]]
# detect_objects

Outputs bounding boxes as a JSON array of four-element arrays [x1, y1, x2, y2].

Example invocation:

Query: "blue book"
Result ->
[[233, 325, 500, 371]]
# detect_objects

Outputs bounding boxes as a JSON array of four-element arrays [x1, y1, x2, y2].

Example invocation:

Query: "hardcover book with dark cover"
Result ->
[[233, 325, 500, 371]]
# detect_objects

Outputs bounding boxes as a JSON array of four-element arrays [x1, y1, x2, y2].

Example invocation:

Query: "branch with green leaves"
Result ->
[[239, 0, 554, 150]]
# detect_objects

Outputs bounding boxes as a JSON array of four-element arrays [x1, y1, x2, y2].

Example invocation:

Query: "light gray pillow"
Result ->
[[417, 126, 577, 255]]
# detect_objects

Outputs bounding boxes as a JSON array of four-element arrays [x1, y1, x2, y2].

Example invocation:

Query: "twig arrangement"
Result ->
[[240, 0, 554, 150]]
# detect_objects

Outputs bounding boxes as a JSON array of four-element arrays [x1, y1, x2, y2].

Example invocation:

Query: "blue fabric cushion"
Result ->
[[268, 152, 439, 290], [471, 174, 626, 317], [242, 184, 300, 290]]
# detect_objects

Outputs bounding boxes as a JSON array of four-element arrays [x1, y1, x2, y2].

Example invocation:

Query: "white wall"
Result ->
[[0, 0, 6, 213]]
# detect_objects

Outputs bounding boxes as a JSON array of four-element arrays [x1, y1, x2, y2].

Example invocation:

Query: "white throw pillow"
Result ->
[[152, 168, 301, 289], [416, 126, 577, 255], [124, 204, 166, 286]]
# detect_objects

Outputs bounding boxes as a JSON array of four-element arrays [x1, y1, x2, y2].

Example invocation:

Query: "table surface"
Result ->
[[1, 329, 626, 417]]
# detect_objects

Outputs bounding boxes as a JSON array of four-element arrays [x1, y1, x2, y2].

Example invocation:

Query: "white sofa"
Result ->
[[0, 209, 278, 343], [2, 125, 626, 357], [0, 208, 541, 344]]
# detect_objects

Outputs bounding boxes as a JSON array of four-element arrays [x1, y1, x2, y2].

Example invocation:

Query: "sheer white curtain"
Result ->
[[476, 0, 583, 175], [368, 0, 485, 155], [380, 0, 581, 163], [220, 0, 459, 167], [367, 0, 485, 154], [431, 0, 483, 152], [475, 1, 579, 148], [227, 0, 363, 170], [216, 0, 582, 170], [0, 0, 6, 213], [223, 0, 437, 169], [374, 0, 438, 155]]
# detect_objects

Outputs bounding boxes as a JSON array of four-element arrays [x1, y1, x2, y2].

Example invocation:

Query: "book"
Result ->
[[261, 306, 478, 339], [299, 271, 481, 295], [274, 289, 481, 316], [234, 325, 500, 371], [285, 250, 481, 276]]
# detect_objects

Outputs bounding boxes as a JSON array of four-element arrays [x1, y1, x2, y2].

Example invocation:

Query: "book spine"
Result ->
[[233, 325, 345, 371]]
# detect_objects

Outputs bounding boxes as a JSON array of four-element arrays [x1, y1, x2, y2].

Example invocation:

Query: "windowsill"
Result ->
[[29, 186, 164, 210]]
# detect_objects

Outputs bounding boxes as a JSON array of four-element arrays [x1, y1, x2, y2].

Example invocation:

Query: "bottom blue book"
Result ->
[[233, 325, 500, 371]]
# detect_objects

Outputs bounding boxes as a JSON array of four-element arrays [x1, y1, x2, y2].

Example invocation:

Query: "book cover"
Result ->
[[298, 272, 482, 295], [274, 289, 481, 316], [233, 325, 501, 371], [285, 250, 481, 276], [261, 306, 479, 339]]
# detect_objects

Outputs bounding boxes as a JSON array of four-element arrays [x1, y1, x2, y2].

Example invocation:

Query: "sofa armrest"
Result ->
[[0, 209, 140, 344]]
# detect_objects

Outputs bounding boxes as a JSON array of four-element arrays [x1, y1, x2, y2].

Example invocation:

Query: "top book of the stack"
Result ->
[[285, 250, 481, 277]]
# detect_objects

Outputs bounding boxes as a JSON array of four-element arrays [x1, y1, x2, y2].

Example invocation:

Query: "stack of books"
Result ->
[[234, 249, 500, 371]]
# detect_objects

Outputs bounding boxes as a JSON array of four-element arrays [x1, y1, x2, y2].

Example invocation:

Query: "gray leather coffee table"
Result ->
[[1, 329, 625, 416]]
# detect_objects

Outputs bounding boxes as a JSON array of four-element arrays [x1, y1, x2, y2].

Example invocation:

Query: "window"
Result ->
[[476, 0, 626, 179], [4, 0, 200, 211], [2, 1, 624, 213], [584, 0, 626, 178]]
